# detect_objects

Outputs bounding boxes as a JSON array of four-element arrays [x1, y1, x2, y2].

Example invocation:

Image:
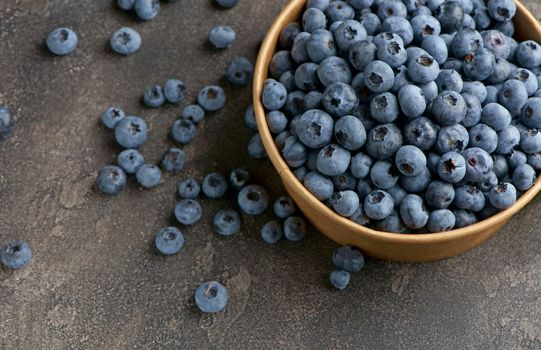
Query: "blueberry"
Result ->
[[181, 104, 205, 124], [507, 149, 527, 169], [198, 85, 226, 112], [349, 206, 372, 225], [136, 164, 162, 188], [306, 29, 337, 63], [102, 107, 126, 129], [381, 16, 413, 46], [332, 245, 364, 272], [440, 33, 456, 50], [436, 69, 463, 93], [262, 79, 287, 111], [484, 85, 500, 105], [135, 0, 160, 20], [356, 178, 374, 201], [244, 105, 257, 127], [488, 182, 516, 209], [364, 61, 395, 93], [291, 32, 311, 64], [494, 19, 515, 36], [435, 0, 465, 33], [473, 6, 491, 30], [426, 0, 445, 11], [282, 136, 307, 167], [110, 27, 142, 55], [455, 0, 474, 14], [487, 0, 516, 22], [520, 129, 541, 154], [463, 49, 496, 81], [398, 85, 427, 118], [461, 93, 482, 128], [421, 35, 448, 65], [295, 63, 319, 91], [521, 98, 541, 129], [493, 154, 510, 178], [376, 210, 408, 233], [117, 0, 135, 10], [215, 0, 238, 7], [451, 28, 483, 58], [161, 147, 186, 174], [194, 281, 228, 313], [334, 20, 367, 51], [463, 147, 494, 182], [387, 184, 407, 209], [273, 196, 296, 219], [318, 57, 352, 87], [332, 171, 357, 191], [0, 106, 14, 139], [304, 91, 323, 109], [178, 178, 201, 199], [0, 240, 32, 270], [437, 151, 466, 183], [330, 270, 351, 290], [347, 0, 373, 10], [331, 190, 360, 216], [143, 85, 165, 108], [209, 26, 236, 49], [334, 115, 367, 151], [516, 41, 541, 69], [370, 92, 399, 123], [117, 149, 144, 174], [426, 180, 455, 209], [293, 166, 308, 182], [202, 173, 228, 198], [513, 70, 538, 97], [399, 166, 432, 192], [435, 124, 469, 154], [265, 111, 287, 134], [270, 51, 296, 79], [229, 169, 250, 191], [46, 27, 77, 56], [400, 194, 429, 229], [376, 38, 408, 69], [462, 81, 487, 104], [377, 0, 407, 20], [462, 13, 476, 29], [476, 171, 499, 192], [114, 116, 148, 149], [350, 153, 373, 179], [154, 227, 184, 255], [406, 46, 428, 63], [304, 171, 334, 200], [480, 103, 511, 132], [441, 58, 464, 74], [326, 1, 355, 22], [364, 190, 394, 220], [261, 220, 284, 244], [432, 91, 467, 126], [392, 66, 414, 95], [427, 152, 441, 175], [410, 15, 442, 43], [454, 185, 485, 211], [279, 23, 302, 49], [427, 209, 456, 232], [468, 124, 498, 153], [421, 81, 439, 103], [171, 119, 197, 145], [322, 82, 359, 116], [316, 144, 351, 176], [366, 123, 403, 160], [225, 56, 253, 86], [238, 185, 268, 215], [296, 109, 334, 148], [174, 199, 203, 225], [481, 30, 511, 59], [305, 147, 319, 170], [395, 145, 427, 177], [454, 209, 478, 228], [283, 91, 307, 117], [213, 209, 241, 236], [370, 160, 399, 189], [359, 13, 382, 36], [408, 53, 440, 84], [162, 79, 187, 104], [283, 216, 306, 241]]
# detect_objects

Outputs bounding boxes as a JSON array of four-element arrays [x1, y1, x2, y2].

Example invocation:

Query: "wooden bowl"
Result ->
[[253, 0, 541, 262]]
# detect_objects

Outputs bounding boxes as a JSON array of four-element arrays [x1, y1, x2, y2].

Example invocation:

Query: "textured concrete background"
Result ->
[[0, 1, 540, 349]]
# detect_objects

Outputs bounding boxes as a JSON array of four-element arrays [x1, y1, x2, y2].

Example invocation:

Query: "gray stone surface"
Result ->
[[0, 0, 540, 349]]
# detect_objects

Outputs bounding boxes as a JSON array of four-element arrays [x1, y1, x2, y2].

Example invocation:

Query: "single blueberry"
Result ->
[[332, 245, 364, 272], [400, 194, 429, 229], [143, 85, 165, 108], [364, 190, 394, 220], [488, 182, 517, 209], [111, 27, 141, 56], [202, 173, 228, 198], [437, 151, 466, 183], [154, 227, 184, 255], [283, 216, 306, 241], [213, 209, 241, 236], [171, 119, 197, 145], [118, 149, 144, 174], [427, 209, 456, 232], [238, 185, 269, 215], [198, 85, 226, 112], [46, 27, 78, 56], [330, 270, 351, 290], [102, 107, 126, 129], [174, 199, 203, 225], [178, 178, 201, 199], [304, 171, 334, 201], [0, 106, 14, 139], [161, 147, 186, 175], [261, 220, 284, 244], [209, 26, 236, 49], [194, 281, 228, 313], [164, 79, 187, 104], [0, 240, 32, 270], [135, 0, 160, 21], [225, 56, 253, 86], [273, 196, 296, 219]]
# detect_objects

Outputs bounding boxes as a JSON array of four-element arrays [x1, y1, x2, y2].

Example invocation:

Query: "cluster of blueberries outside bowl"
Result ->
[[260, 0, 541, 237]]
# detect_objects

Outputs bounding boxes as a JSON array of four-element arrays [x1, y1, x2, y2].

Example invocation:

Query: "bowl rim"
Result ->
[[253, 0, 541, 244]]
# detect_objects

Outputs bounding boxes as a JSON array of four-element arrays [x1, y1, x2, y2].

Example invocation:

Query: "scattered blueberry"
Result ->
[[97, 165, 127, 195], [178, 178, 201, 199], [330, 270, 351, 290], [0, 240, 32, 270], [154, 227, 184, 255], [110, 27, 142, 55], [0, 106, 14, 139], [46, 27, 78, 56], [136, 164, 162, 188], [194, 281, 228, 313], [161, 147, 186, 174], [117, 149, 144, 174], [283, 216, 306, 241], [213, 209, 241, 236]]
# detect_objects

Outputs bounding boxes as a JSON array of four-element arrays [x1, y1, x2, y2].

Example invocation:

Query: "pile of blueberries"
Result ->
[[260, 0, 541, 234]]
